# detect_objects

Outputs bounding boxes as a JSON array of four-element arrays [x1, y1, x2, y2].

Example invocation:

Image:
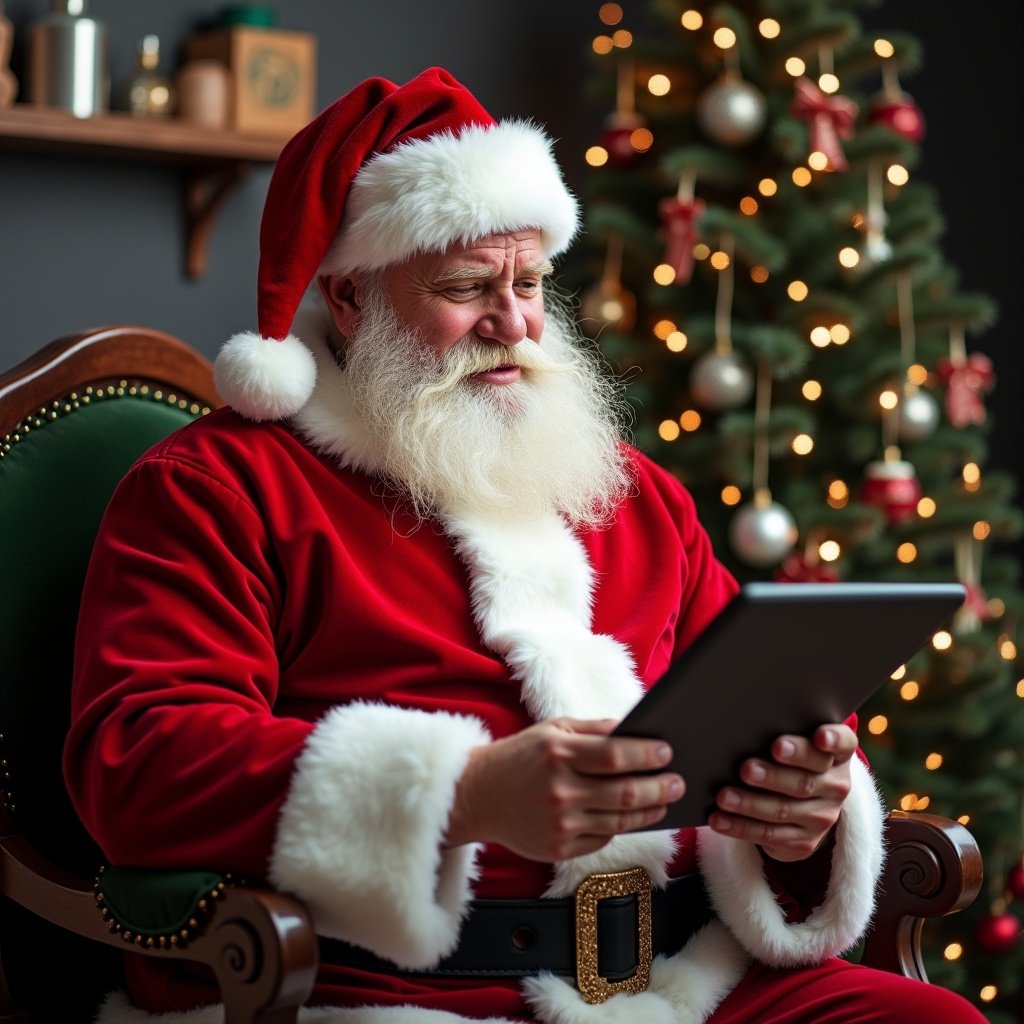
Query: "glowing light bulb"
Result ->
[[810, 326, 831, 348], [593, 35, 614, 54], [721, 485, 741, 506], [666, 331, 688, 352], [792, 167, 812, 187], [681, 9, 703, 30], [891, 665, 906, 680], [925, 753, 943, 770], [653, 319, 676, 340], [887, 164, 909, 186], [933, 631, 953, 651], [713, 27, 737, 49], [787, 280, 808, 301], [917, 497, 936, 517], [785, 57, 806, 77], [819, 540, 841, 562], [599, 3, 623, 25], [758, 178, 778, 196], [839, 247, 860, 268], [586, 146, 609, 167], [653, 263, 676, 285], [897, 542, 917, 563], [943, 943, 963, 961], [900, 680, 920, 700], [679, 409, 702, 431], [792, 433, 814, 455], [759, 18, 780, 39], [802, 380, 822, 401], [874, 38, 895, 58], [868, 715, 888, 735], [818, 73, 840, 94], [658, 420, 681, 441], [648, 74, 671, 96]]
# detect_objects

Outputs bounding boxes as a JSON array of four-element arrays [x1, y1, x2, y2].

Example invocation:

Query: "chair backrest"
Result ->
[[0, 326, 220, 877]]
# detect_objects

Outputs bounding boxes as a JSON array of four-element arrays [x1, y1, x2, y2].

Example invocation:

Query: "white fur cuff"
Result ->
[[697, 755, 886, 967], [269, 702, 491, 969]]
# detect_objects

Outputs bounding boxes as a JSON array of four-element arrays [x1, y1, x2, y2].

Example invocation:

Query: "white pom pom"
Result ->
[[213, 332, 317, 422]]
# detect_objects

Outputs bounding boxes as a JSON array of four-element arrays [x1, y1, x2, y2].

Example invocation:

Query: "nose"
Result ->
[[474, 292, 528, 347]]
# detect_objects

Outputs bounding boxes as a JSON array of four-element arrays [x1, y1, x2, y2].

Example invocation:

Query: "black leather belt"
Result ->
[[321, 867, 714, 1005]]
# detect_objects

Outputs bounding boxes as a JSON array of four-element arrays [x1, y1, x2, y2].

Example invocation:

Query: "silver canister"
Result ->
[[28, 0, 109, 117]]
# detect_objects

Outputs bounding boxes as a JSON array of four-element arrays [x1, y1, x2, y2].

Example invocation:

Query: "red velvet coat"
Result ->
[[66, 407, 883, 1024]]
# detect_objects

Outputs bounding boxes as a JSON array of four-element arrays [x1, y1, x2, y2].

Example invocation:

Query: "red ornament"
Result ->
[[975, 907, 1022, 954], [868, 93, 926, 143], [791, 77, 858, 171], [600, 110, 648, 168], [773, 553, 840, 584], [937, 353, 994, 428], [1008, 860, 1024, 901], [658, 196, 704, 284], [961, 582, 992, 623], [859, 460, 922, 524]]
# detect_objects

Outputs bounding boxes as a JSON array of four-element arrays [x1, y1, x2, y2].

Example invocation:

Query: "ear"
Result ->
[[317, 273, 362, 339]]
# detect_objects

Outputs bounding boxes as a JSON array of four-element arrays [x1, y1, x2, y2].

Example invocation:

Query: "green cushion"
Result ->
[[0, 391, 199, 875], [97, 866, 229, 940]]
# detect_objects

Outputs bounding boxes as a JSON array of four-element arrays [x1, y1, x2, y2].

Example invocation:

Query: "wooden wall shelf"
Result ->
[[0, 105, 284, 278]]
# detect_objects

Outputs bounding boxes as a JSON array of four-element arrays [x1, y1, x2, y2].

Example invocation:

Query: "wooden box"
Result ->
[[184, 27, 316, 138]]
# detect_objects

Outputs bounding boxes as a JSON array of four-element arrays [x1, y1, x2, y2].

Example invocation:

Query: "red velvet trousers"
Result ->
[[707, 959, 987, 1023]]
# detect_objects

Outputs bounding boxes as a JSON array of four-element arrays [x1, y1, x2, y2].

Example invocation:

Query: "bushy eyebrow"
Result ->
[[434, 259, 554, 283]]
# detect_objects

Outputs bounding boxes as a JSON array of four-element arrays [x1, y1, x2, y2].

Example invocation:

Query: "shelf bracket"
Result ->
[[184, 163, 252, 279]]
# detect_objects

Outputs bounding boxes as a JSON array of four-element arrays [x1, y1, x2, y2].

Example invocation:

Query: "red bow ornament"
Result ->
[[937, 352, 994, 428], [962, 582, 992, 622], [659, 196, 705, 284], [791, 77, 858, 171]]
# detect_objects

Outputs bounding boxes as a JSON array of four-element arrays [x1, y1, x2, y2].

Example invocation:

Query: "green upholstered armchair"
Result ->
[[0, 327, 982, 1022]]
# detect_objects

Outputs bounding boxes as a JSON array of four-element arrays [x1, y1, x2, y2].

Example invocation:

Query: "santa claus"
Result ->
[[65, 68, 983, 1024]]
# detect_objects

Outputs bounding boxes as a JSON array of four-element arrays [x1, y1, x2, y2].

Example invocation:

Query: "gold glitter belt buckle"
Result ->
[[574, 866, 653, 1004]]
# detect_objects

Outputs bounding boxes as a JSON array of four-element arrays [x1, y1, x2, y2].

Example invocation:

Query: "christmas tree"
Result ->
[[572, 1, 1024, 1019]]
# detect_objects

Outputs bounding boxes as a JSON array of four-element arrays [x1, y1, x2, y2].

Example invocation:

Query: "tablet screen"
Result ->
[[614, 581, 964, 829]]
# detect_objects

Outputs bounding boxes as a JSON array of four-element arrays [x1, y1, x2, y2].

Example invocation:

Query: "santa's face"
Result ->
[[379, 229, 551, 385]]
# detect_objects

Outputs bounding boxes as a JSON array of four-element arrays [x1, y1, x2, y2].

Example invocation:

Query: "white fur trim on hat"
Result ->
[[325, 120, 580, 275], [696, 755, 886, 967], [268, 701, 491, 970], [213, 330, 318, 422]]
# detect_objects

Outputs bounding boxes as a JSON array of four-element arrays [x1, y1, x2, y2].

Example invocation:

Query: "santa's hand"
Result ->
[[444, 717, 684, 862], [709, 723, 856, 862]]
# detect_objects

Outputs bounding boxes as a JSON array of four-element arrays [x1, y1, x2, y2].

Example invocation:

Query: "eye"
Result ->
[[515, 278, 543, 295], [443, 283, 483, 299]]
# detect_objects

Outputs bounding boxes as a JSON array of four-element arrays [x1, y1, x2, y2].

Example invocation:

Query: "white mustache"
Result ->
[[441, 338, 554, 378]]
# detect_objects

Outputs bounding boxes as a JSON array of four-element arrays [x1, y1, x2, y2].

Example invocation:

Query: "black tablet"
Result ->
[[614, 581, 965, 829]]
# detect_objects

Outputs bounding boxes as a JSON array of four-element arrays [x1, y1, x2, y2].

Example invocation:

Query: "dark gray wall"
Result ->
[[1, 1, 1020, 489]]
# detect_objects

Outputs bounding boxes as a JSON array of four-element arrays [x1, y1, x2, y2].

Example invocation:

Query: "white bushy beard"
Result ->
[[340, 279, 633, 527]]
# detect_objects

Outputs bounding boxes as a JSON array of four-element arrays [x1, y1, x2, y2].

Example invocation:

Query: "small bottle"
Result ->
[[117, 34, 174, 117], [28, 0, 109, 118]]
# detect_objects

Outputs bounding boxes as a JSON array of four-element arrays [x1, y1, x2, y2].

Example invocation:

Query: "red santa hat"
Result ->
[[214, 66, 580, 422]]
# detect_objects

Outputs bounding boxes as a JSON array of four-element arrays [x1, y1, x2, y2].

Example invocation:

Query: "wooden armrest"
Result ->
[[0, 834, 317, 1021], [860, 811, 983, 979]]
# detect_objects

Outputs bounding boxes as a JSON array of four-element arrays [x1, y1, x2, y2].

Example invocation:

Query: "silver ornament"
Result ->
[[897, 389, 940, 442], [696, 76, 767, 147], [689, 350, 754, 410], [729, 501, 799, 568]]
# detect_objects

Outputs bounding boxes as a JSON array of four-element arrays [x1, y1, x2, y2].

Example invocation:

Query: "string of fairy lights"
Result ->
[[584, 3, 1002, 581], [583, 3, 1023, 1006]]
